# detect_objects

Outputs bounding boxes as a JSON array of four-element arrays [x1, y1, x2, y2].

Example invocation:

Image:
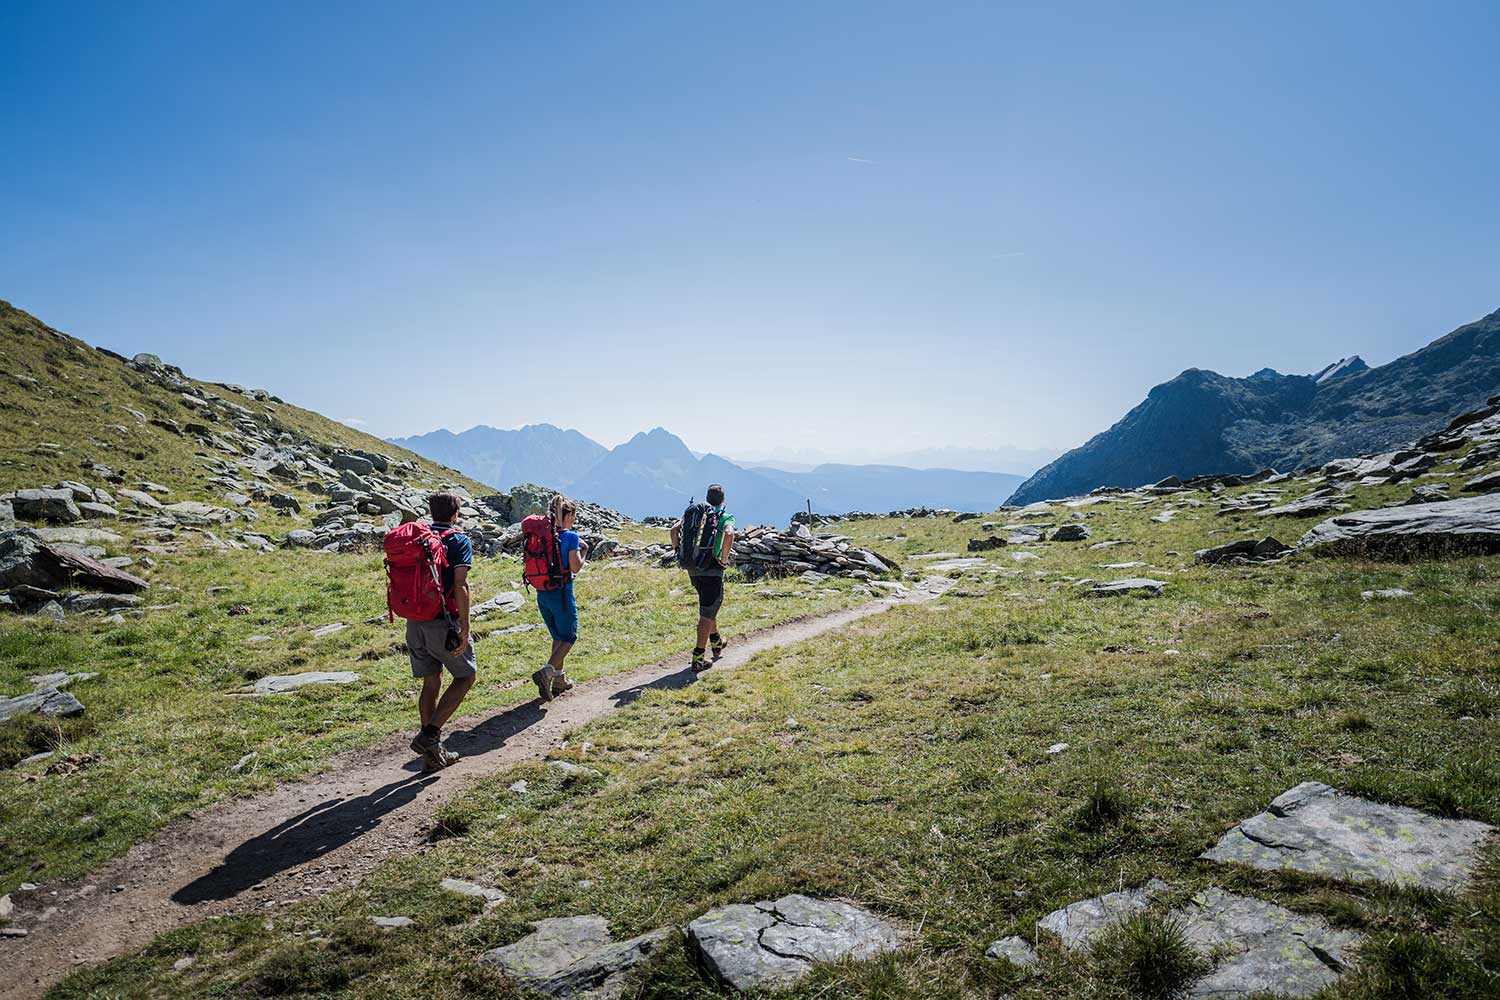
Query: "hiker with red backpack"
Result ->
[[522, 495, 587, 701], [671, 483, 736, 672], [382, 491, 475, 771]]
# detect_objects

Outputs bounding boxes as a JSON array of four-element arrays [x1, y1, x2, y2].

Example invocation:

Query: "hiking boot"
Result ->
[[422, 749, 459, 773], [551, 672, 575, 695], [410, 730, 449, 771], [710, 636, 728, 660], [690, 655, 711, 673], [531, 665, 555, 702]]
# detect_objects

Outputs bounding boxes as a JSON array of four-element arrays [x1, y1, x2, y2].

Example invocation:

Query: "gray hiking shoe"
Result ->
[[422, 749, 459, 773], [551, 671, 574, 695], [532, 665, 555, 702], [410, 730, 448, 771]]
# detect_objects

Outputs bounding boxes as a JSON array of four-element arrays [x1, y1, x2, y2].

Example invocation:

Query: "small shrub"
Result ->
[[1072, 774, 1133, 831], [1437, 678, 1499, 719], [1335, 710, 1374, 732], [430, 802, 473, 839], [1091, 912, 1207, 998]]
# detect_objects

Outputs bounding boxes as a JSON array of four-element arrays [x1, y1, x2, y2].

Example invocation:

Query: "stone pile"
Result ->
[[792, 507, 959, 526], [730, 524, 899, 579]]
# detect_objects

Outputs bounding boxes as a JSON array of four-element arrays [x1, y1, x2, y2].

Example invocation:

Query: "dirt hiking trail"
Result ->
[[1, 582, 949, 1000]]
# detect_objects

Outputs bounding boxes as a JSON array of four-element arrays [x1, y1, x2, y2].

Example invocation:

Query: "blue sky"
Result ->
[[3, 2, 1497, 461]]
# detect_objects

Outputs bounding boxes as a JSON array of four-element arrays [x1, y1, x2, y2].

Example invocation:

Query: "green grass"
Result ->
[[43, 462, 1500, 999], [0, 546, 864, 890]]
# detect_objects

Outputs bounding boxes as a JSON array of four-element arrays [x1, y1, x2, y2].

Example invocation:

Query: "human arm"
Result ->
[[669, 520, 681, 550], [451, 564, 471, 650], [719, 524, 736, 567]]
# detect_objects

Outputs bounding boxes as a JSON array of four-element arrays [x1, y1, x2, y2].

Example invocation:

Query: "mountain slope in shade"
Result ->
[[756, 464, 1024, 513], [1009, 308, 1500, 505], [388, 424, 606, 491]]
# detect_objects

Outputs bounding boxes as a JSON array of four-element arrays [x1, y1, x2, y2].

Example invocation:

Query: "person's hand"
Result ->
[[458, 627, 471, 653]]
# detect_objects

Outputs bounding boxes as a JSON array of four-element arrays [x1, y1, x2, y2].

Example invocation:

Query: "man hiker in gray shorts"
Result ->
[[407, 492, 476, 771], [671, 483, 736, 672]]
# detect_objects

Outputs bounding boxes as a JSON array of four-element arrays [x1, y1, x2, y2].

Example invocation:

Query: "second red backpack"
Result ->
[[384, 522, 457, 621], [520, 514, 570, 591]]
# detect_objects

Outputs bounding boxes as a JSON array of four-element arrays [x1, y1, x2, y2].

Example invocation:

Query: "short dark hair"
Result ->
[[706, 483, 725, 506], [428, 491, 462, 523]]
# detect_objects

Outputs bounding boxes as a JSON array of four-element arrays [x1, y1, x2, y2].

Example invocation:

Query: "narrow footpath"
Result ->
[[1, 582, 948, 1000]]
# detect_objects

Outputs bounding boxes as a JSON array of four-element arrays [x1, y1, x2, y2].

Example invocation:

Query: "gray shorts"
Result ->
[[406, 618, 477, 680]]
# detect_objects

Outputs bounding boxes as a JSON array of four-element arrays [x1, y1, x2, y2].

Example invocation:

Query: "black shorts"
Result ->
[[690, 574, 724, 618]]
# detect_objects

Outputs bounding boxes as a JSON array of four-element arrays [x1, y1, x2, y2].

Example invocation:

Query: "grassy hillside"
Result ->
[[47, 460, 1500, 999], [0, 300, 493, 499]]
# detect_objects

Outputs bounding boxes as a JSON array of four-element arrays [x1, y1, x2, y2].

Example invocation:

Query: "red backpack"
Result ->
[[383, 522, 458, 621], [521, 514, 570, 591]]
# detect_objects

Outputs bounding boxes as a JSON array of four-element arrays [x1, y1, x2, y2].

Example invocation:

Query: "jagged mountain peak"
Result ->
[[1312, 356, 1369, 384]]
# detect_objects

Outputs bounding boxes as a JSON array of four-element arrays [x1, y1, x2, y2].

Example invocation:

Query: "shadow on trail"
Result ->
[[171, 773, 435, 904], [611, 665, 698, 708], [173, 699, 553, 905]]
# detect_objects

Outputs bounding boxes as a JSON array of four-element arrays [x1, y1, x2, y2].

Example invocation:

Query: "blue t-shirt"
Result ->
[[557, 529, 580, 591], [431, 522, 472, 598]]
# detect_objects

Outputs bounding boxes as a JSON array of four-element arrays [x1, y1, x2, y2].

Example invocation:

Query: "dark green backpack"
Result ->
[[678, 500, 722, 571]]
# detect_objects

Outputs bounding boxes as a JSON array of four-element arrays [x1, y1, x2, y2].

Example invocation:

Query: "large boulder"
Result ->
[[1196, 537, 1292, 564], [1297, 494, 1500, 557], [0, 529, 148, 594], [11, 488, 82, 524]]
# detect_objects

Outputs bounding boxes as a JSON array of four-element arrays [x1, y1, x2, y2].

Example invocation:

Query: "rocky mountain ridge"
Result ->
[[1010, 307, 1500, 504]]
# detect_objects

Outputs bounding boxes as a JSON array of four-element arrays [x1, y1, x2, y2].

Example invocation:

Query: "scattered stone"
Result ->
[[1405, 483, 1450, 505], [1361, 588, 1413, 600], [0, 687, 85, 723], [1297, 494, 1500, 556], [1037, 880, 1168, 951], [116, 488, 164, 510], [1195, 537, 1292, 565], [310, 622, 348, 638], [1051, 524, 1092, 541], [1201, 781, 1494, 891], [285, 529, 319, 548], [1, 927, 28, 938], [1461, 469, 1500, 494], [34, 526, 123, 545], [687, 895, 910, 992], [1086, 578, 1165, 598], [549, 760, 602, 779], [510, 780, 529, 794], [478, 914, 673, 997], [35, 600, 65, 622], [172, 957, 196, 972], [984, 935, 1037, 968], [231, 753, 258, 772], [472, 591, 525, 619], [369, 915, 414, 929], [1046, 742, 1069, 754], [246, 672, 361, 695], [11, 488, 82, 524], [966, 536, 1007, 552], [439, 878, 508, 906], [1172, 888, 1363, 999], [1010, 552, 1040, 562]]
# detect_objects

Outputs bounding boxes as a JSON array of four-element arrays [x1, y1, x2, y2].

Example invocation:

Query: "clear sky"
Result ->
[[3, 2, 1497, 457]]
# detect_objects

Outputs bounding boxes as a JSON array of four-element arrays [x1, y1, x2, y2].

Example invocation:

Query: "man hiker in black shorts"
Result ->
[[671, 483, 736, 672], [407, 492, 476, 771]]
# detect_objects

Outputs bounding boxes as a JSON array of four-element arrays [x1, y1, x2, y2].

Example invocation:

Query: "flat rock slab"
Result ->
[[247, 671, 361, 695], [984, 935, 1038, 968], [472, 591, 525, 618], [0, 687, 85, 723], [1297, 494, 1500, 556], [1037, 879, 1167, 950], [924, 558, 990, 572], [1087, 578, 1166, 598], [1201, 781, 1494, 891], [439, 877, 507, 906], [1173, 888, 1362, 999], [479, 914, 673, 997], [687, 894, 910, 991]]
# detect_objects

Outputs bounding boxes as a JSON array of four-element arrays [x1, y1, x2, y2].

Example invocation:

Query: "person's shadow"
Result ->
[[172, 773, 436, 904], [173, 700, 553, 905], [611, 664, 698, 707]]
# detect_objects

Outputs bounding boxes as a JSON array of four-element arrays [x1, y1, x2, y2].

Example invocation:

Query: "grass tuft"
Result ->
[[1091, 911, 1207, 998], [1071, 772, 1133, 831]]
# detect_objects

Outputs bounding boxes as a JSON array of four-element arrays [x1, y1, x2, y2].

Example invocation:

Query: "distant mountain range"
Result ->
[[1009, 308, 1500, 505], [391, 424, 1025, 525]]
